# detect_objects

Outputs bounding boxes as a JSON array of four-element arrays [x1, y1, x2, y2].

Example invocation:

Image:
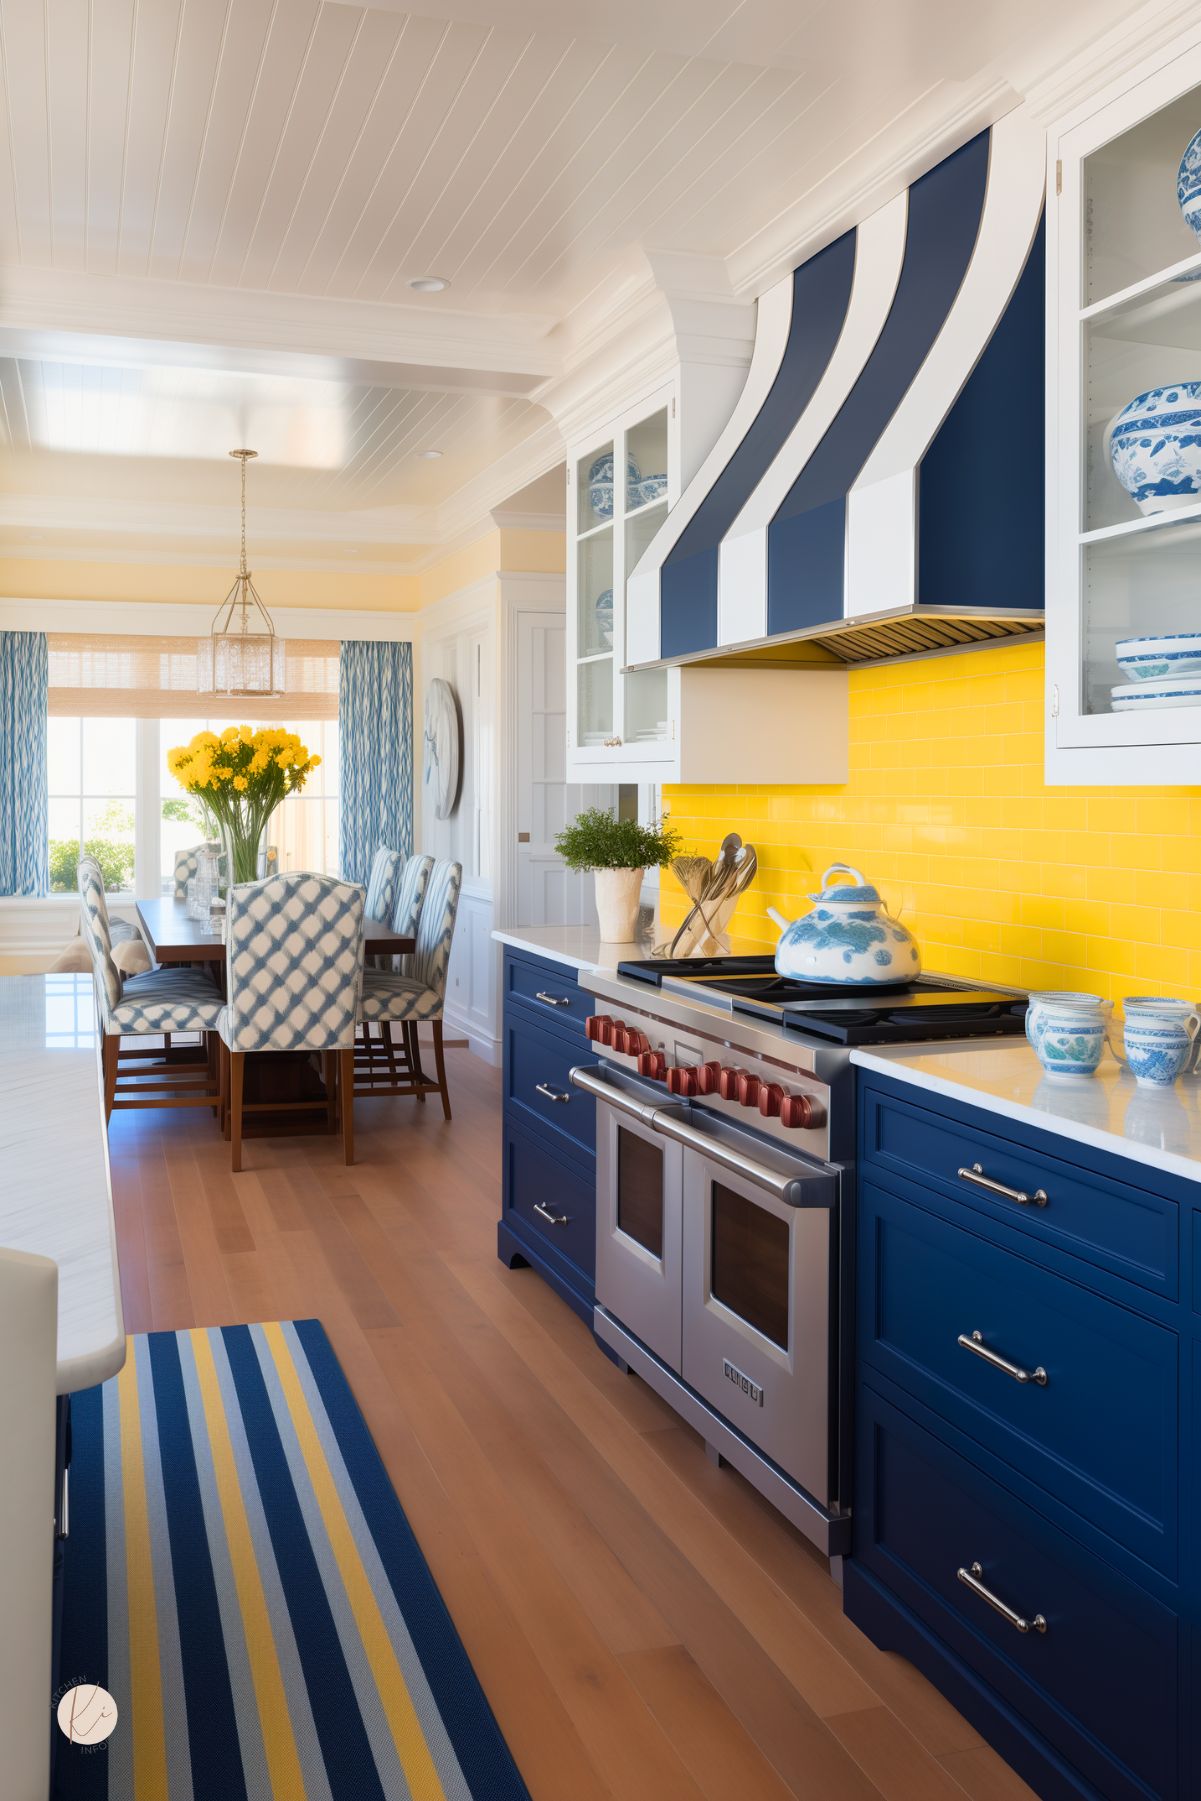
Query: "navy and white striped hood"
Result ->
[[628, 112, 1046, 668]]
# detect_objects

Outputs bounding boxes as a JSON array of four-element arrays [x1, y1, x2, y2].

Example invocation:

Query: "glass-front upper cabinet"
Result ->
[[567, 387, 678, 779], [1048, 32, 1201, 781]]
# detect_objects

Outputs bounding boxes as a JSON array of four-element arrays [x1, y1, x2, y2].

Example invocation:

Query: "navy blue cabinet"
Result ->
[[497, 947, 596, 1324], [847, 1071, 1198, 1801]]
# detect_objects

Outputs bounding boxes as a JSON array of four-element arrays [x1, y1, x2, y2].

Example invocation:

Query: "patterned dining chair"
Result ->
[[218, 872, 365, 1171], [173, 840, 221, 900], [357, 859, 462, 1119], [77, 856, 223, 1122], [364, 845, 403, 928], [359, 853, 435, 1091]]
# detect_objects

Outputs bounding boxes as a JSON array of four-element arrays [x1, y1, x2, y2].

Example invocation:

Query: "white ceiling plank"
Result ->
[[172, 0, 277, 283], [142, 0, 236, 280], [44, 0, 92, 272], [113, 0, 186, 275], [83, 0, 137, 273], [1, 0, 53, 265]]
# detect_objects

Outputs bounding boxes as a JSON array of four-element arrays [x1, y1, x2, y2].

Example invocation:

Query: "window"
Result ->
[[48, 717, 137, 894], [46, 633, 344, 897]]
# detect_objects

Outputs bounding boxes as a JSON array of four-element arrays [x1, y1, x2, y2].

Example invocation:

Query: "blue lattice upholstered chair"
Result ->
[[357, 853, 435, 1090], [364, 845, 404, 931], [357, 859, 461, 1119], [77, 855, 223, 1122], [173, 840, 221, 900], [218, 872, 365, 1171]]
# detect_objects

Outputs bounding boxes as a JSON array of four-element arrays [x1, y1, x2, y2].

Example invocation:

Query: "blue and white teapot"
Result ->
[[767, 864, 921, 985]]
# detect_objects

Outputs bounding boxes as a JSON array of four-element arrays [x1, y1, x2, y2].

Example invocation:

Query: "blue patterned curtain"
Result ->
[[0, 631, 48, 896], [338, 640, 413, 885]]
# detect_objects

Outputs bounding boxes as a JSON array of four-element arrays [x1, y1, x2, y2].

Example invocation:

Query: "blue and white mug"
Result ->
[[1028, 994, 1110, 1080], [1112, 998, 1201, 1088]]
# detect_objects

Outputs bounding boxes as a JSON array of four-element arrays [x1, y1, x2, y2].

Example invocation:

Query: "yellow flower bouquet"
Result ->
[[166, 727, 320, 885]]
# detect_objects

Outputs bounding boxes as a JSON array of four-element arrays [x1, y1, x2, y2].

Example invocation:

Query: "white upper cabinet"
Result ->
[[565, 377, 847, 785], [1047, 29, 1201, 783]]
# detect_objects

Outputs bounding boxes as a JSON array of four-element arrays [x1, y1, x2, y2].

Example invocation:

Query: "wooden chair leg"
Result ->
[[323, 1051, 338, 1131], [219, 1039, 229, 1136], [432, 1020, 451, 1121], [230, 1051, 245, 1172], [339, 1047, 355, 1165], [102, 1034, 119, 1122], [382, 1021, 398, 1083], [410, 1022, 427, 1101]]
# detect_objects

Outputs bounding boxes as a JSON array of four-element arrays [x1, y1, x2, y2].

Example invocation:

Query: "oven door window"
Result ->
[[617, 1126, 664, 1258], [710, 1181, 790, 1349]]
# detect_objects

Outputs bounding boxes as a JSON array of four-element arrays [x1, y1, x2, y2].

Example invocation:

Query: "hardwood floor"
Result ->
[[109, 1044, 1036, 1801]]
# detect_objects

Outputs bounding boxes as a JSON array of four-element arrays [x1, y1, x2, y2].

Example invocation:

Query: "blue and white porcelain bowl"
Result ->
[[1108, 384, 1201, 514], [588, 452, 639, 521], [594, 587, 614, 650], [1111, 677, 1201, 712], [1115, 634, 1201, 680], [1178, 127, 1201, 242], [635, 473, 668, 507], [1032, 996, 1109, 1080]]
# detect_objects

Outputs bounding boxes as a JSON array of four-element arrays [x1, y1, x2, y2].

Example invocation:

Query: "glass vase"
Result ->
[[221, 817, 265, 888]]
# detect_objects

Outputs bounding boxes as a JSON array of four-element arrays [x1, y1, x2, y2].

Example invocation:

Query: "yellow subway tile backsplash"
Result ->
[[663, 641, 1201, 1008]]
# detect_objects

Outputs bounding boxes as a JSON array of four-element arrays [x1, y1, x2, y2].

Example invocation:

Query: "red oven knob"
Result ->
[[586, 1014, 612, 1044], [611, 1024, 632, 1053], [736, 1071, 761, 1107], [638, 1051, 666, 1081], [758, 1082, 785, 1119], [780, 1092, 824, 1129], [666, 1066, 697, 1097], [623, 1029, 649, 1057], [718, 1067, 744, 1101], [695, 1060, 723, 1095]]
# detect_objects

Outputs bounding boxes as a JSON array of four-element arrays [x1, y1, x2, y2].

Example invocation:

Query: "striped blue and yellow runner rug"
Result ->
[[56, 1321, 530, 1801]]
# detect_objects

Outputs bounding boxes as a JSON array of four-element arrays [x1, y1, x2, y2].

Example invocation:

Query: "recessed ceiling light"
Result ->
[[417, 449, 443, 460], [409, 275, 450, 293]]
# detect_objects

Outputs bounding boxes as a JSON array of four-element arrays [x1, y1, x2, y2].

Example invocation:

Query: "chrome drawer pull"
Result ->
[[533, 1200, 569, 1226], [535, 1082, 571, 1103], [535, 990, 571, 1008], [957, 1162, 1047, 1208], [958, 1329, 1047, 1387], [957, 1561, 1046, 1635]]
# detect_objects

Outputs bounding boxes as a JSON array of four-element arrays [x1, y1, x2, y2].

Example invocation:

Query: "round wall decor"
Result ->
[[423, 677, 462, 819]]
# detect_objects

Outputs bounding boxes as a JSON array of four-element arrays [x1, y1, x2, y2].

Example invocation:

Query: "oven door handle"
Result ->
[[650, 1106, 836, 1209], [569, 1063, 660, 1125]]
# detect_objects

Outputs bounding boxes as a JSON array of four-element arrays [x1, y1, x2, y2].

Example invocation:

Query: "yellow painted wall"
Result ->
[[663, 640, 1201, 1008], [0, 555, 423, 610]]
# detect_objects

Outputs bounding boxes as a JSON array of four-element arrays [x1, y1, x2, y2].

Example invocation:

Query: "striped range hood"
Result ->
[[627, 113, 1046, 668]]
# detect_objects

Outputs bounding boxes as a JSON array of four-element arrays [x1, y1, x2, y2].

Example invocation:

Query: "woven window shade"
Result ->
[[47, 634, 339, 720]]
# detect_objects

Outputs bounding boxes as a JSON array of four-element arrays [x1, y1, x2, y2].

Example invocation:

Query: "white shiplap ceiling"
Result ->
[[0, 0, 1142, 568]]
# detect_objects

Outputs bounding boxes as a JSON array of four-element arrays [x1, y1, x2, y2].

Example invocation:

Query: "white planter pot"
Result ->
[[594, 867, 644, 942]]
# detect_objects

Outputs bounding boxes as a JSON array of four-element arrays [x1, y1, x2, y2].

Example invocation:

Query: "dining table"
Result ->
[[133, 894, 416, 1134], [136, 895, 415, 966]]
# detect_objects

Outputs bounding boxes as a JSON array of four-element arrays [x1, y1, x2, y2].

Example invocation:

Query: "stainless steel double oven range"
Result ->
[[570, 956, 1027, 1559]]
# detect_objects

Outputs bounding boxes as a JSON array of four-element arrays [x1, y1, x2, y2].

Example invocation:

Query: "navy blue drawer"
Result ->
[[860, 1180, 1178, 1577], [503, 1120, 595, 1282], [855, 1383, 1180, 1801], [504, 949, 591, 1038], [504, 1012, 596, 1165], [861, 1079, 1178, 1300]]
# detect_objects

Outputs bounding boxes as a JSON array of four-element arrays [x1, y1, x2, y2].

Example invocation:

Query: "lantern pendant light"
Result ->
[[202, 448, 286, 699]]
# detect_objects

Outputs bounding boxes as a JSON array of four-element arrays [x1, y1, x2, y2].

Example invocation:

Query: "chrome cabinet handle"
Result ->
[[533, 1200, 569, 1226], [535, 990, 571, 1008], [958, 1329, 1047, 1387], [957, 1561, 1046, 1634], [957, 1162, 1047, 1208], [535, 1082, 571, 1103]]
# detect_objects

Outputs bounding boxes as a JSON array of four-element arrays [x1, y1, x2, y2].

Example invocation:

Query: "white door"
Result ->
[[514, 610, 616, 925]]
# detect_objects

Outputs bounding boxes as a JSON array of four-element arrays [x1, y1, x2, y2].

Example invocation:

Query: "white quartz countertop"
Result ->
[[492, 922, 767, 976], [851, 1039, 1201, 1186], [0, 975, 125, 1392]]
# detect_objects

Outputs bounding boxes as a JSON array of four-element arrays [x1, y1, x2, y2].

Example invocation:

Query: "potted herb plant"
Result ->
[[554, 808, 681, 941]]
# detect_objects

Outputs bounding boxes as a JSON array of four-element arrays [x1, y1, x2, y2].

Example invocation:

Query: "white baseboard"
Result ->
[[443, 1003, 501, 1066]]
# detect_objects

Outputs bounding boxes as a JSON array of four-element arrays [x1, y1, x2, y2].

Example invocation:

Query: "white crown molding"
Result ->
[[726, 78, 1018, 301], [1022, 0, 1201, 123], [0, 494, 430, 548], [0, 266, 560, 387], [429, 417, 567, 545], [488, 506, 564, 532], [0, 596, 417, 637]]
